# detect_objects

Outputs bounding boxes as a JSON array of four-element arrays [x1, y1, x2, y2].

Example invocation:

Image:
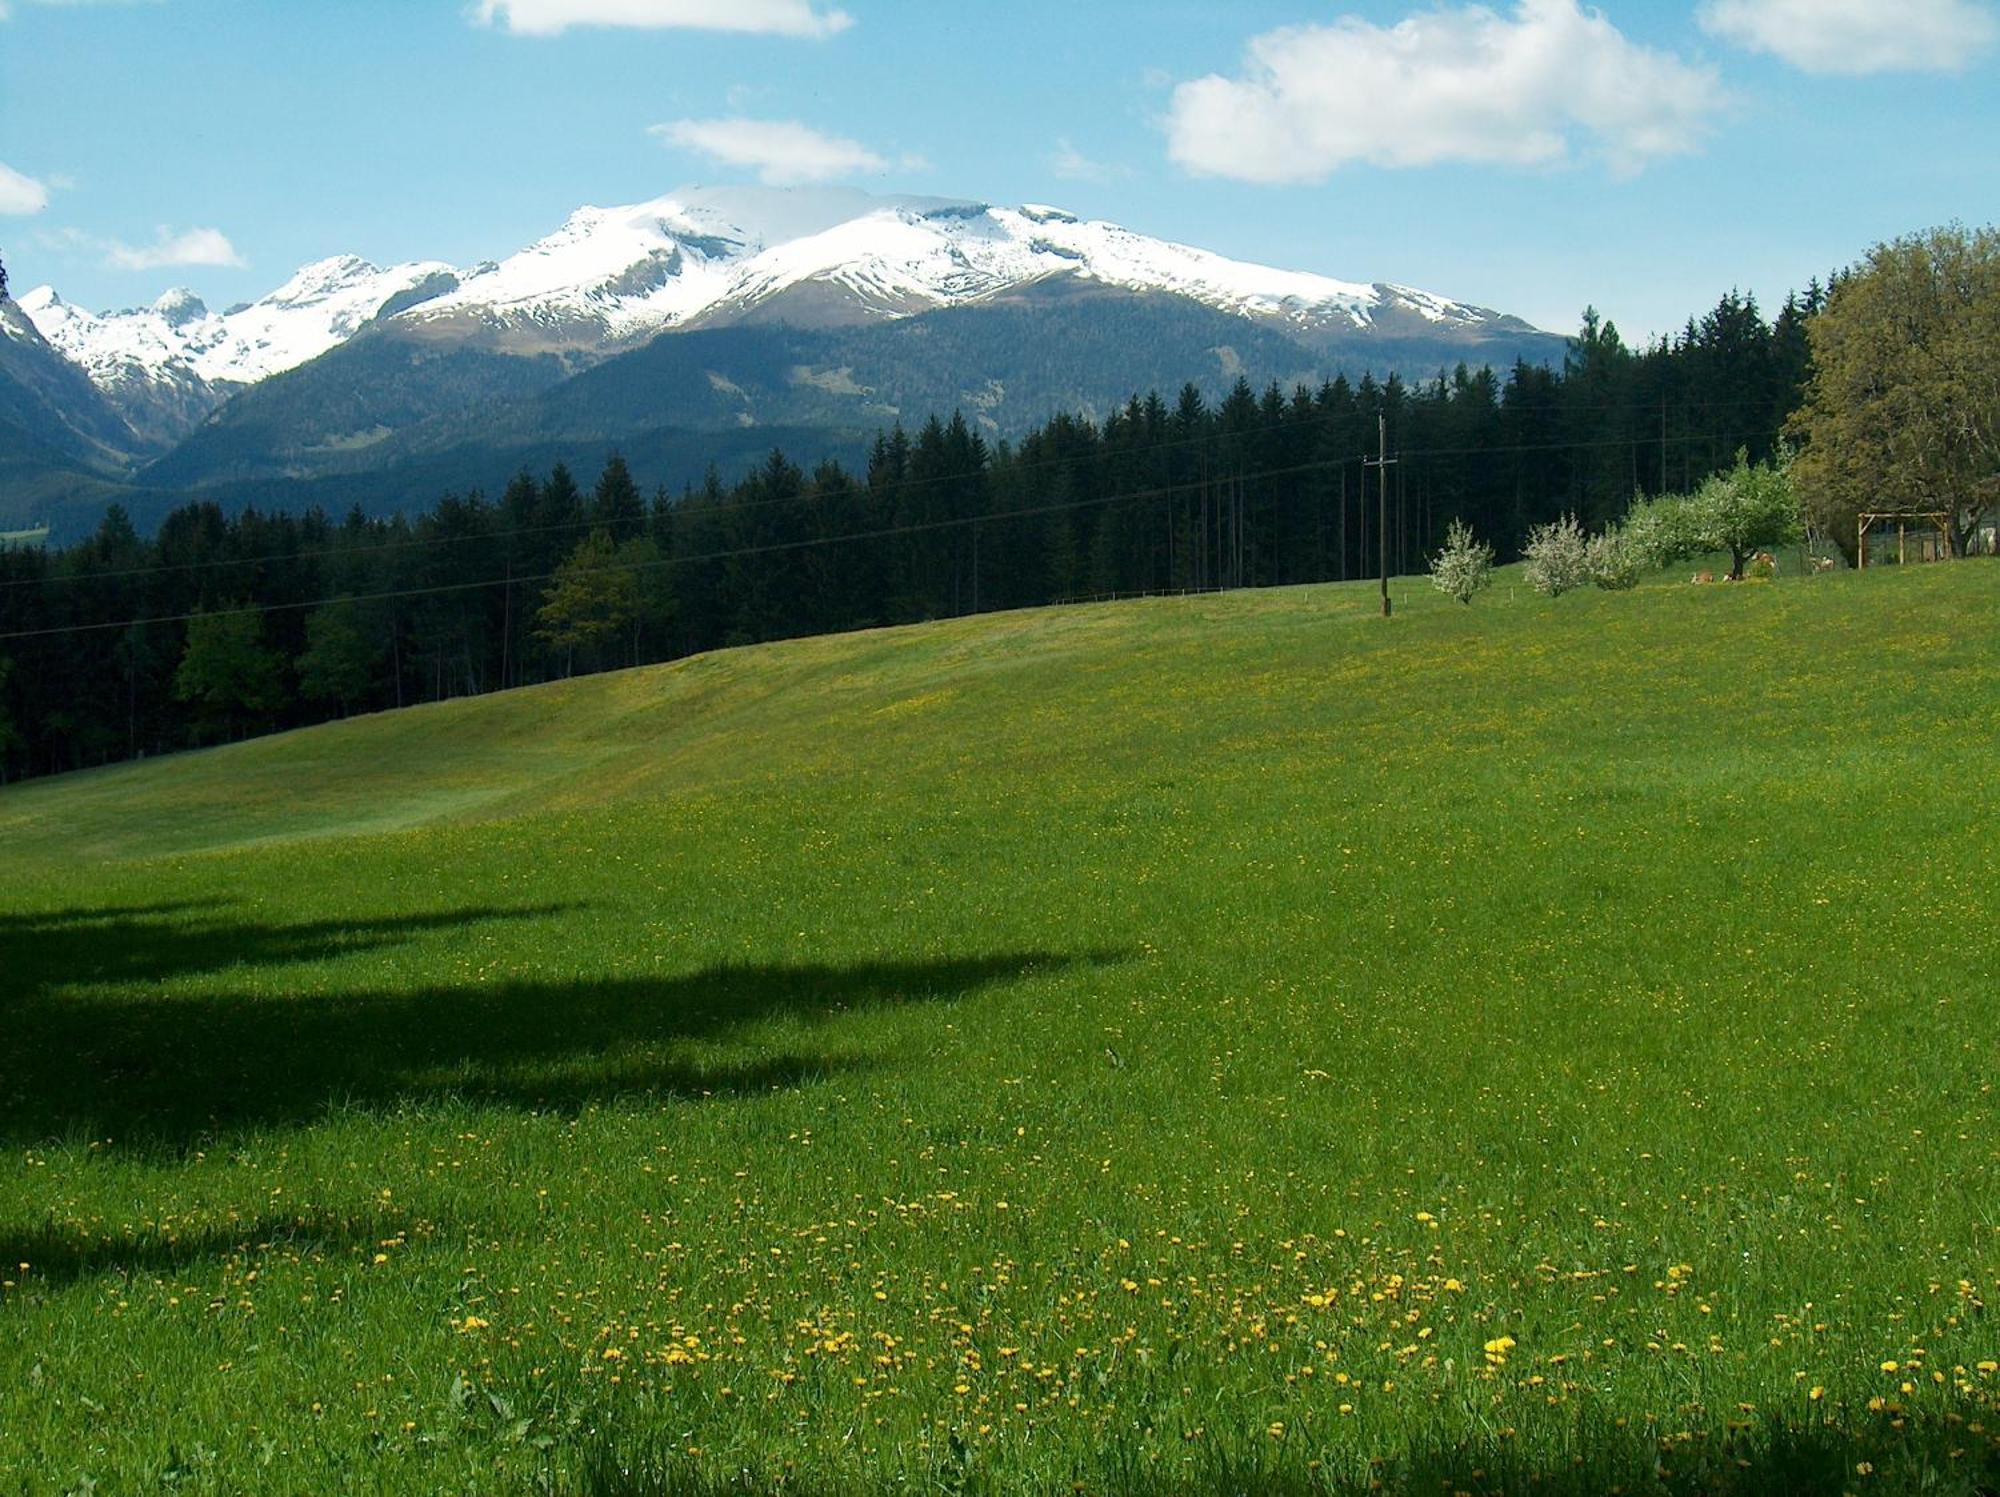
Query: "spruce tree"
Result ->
[[591, 453, 646, 542]]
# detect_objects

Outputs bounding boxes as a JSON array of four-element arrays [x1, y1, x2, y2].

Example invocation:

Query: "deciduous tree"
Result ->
[[536, 529, 637, 675], [1428, 518, 1494, 603], [174, 607, 286, 741], [296, 600, 381, 715], [1790, 225, 2000, 559]]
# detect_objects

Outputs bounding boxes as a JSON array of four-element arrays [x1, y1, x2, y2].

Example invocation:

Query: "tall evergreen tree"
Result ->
[[591, 454, 647, 542]]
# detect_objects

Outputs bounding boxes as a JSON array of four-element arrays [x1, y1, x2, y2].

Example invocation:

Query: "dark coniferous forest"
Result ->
[[0, 287, 1819, 783]]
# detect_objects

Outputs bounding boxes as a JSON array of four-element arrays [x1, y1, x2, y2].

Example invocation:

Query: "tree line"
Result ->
[[0, 271, 1915, 784]]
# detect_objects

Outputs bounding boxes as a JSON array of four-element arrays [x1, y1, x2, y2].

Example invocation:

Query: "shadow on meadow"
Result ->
[[0, 898, 576, 1003], [0, 1207, 435, 1292], [579, 1410, 2000, 1497], [2, 901, 1110, 1148]]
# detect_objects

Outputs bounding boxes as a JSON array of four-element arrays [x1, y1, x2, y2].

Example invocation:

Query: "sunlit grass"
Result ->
[[2, 563, 1996, 1494]]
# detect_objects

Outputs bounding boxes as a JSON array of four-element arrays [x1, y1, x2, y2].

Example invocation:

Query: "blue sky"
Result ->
[[2, 0, 1995, 340]]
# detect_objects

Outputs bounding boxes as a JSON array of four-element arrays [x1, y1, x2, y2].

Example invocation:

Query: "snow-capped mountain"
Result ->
[[22, 255, 460, 389], [393, 188, 1520, 352], [20, 187, 1540, 444]]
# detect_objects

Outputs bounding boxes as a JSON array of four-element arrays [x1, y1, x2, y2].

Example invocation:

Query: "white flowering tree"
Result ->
[[1523, 514, 1591, 596], [1586, 529, 1640, 590], [1429, 518, 1495, 604]]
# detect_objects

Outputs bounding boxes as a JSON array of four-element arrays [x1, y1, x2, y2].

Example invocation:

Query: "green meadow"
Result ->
[[2, 564, 1996, 1494]]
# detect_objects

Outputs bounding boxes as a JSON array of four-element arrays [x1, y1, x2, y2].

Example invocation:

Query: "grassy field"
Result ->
[[2, 563, 1996, 1495]]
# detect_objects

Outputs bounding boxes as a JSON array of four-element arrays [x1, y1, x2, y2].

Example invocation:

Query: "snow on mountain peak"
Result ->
[[23, 254, 461, 390], [153, 288, 209, 326], [23, 185, 1521, 415]]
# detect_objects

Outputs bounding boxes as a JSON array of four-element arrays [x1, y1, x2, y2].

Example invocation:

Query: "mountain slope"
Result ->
[[16, 187, 1565, 525], [0, 298, 146, 476], [140, 279, 1561, 493], [17, 256, 460, 444], [25, 189, 1556, 426]]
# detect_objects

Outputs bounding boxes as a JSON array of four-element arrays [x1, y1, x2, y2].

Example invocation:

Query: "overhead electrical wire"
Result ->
[[0, 425, 1787, 645], [1, 415, 1785, 593]]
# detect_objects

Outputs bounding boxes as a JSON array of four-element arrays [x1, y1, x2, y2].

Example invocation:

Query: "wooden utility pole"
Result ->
[[1365, 415, 1397, 618]]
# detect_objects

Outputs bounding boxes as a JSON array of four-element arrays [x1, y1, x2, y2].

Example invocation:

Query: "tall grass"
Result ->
[[2, 564, 1995, 1493]]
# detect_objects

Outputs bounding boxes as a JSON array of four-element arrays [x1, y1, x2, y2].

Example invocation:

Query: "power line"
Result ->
[[5, 387, 1789, 588], [2, 420, 1784, 595], [0, 426, 1784, 644], [0, 457, 1343, 642], [4, 406, 1343, 591], [0, 423, 1789, 646]]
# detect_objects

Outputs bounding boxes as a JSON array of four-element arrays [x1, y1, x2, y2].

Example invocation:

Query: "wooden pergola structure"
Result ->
[[1857, 510, 1954, 569]]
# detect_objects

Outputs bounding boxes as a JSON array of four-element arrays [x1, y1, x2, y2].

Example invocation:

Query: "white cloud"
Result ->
[[1697, 0, 1996, 74], [49, 225, 245, 270], [652, 117, 912, 185], [472, 0, 851, 38], [1165, 0, 1726, 183], [108, 226, 243, 270], [0, 161, 50, 215], [1049, 139, 1130, 184]]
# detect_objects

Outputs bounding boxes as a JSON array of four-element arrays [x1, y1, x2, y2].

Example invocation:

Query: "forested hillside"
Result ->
[[0, 285, 1816, 783]]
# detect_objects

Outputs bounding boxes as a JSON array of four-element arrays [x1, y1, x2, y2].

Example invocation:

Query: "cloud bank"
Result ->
[[1697, 0, 1997, 74], [1165, 0, 1725, 183], [472, 0, 851, 38]]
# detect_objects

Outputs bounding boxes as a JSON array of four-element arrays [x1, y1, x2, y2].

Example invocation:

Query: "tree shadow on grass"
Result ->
[[2, 901, 1113, 1149], [1, 899, 575, 1006], [1, 1208, 434, 1292], [578, 1411, 2000, 1496]]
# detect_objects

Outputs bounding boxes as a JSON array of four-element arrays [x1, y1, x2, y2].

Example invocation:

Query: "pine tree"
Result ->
[[591, 453, 646, 542]]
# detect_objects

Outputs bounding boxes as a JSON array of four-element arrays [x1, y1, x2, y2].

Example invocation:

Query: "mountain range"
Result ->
[[1, 187, 1566, 536]]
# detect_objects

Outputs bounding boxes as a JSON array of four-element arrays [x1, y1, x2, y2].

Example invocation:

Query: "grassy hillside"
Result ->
[[2, 564, 1996, 1494]]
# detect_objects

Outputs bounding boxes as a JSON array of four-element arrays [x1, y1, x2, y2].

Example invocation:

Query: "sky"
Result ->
[[1, 0, 1996, 341]]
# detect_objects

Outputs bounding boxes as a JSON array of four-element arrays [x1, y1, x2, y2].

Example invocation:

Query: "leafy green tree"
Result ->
[[296, 600, 381, 715], [1688, 451, 1800, 580], [1791, 225, 2000, 558], [174, 607, 286, 741], [536, 529, 637, 675], [620, 535, 670, 665]]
